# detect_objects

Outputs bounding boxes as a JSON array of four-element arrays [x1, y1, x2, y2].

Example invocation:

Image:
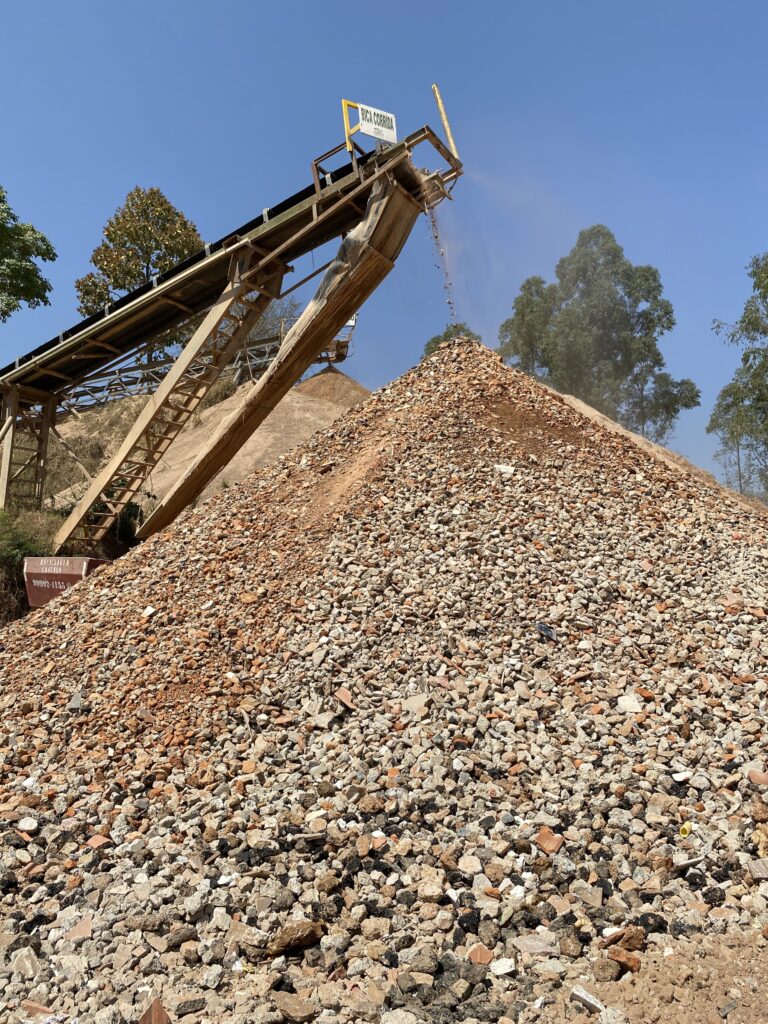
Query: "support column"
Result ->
[[0, 386, 19, 510], [35, 396, 56, 507]]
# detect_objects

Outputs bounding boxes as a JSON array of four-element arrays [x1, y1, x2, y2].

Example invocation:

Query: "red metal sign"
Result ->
[[23, 556, 109, 608]]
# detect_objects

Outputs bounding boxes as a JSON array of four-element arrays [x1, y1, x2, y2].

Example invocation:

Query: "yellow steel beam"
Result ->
[[342, 99, 361, 152], [431, 83, 459, 161]]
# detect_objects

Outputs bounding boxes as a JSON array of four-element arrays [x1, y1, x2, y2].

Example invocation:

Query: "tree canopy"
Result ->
[[75, 186, 202, 315], [710, 258, 768, 497], [498, 225, 700, 442], [707, 364, 767, 495], [0, 185, 56, 323], [423, 321, 481, 359], [714, 253, 768, 348]]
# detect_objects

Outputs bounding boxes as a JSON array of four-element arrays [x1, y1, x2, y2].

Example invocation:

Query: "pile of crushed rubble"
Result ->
[[0, 342, 767, 1024]]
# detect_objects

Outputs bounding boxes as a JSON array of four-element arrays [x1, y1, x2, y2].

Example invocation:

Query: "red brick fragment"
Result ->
[[534, 826, 565, 855], [468, 942, 494, 965], [608, 946, 641, 973]]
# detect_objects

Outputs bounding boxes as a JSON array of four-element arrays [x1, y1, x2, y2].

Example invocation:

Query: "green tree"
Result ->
[[423, 321, 481, 359], [714, 253, 768, 348], [498, 225, 700, 441], [75, 186, 204, 372], [711, 251, 768, 497], [0, 185, 56, 322], [498, 276, 557, 376], [623, 368, 702, 444], [75, 186, 202, 315], [707, 371, 755, 493]]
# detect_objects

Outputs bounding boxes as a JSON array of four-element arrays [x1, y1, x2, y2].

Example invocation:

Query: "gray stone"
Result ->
[[599, 1010, 630, 1024], [172, 993, 208, 1016], [533, 957, 568, 977], [512, 933, 559, 957], [617, 693, 642, 714], [11, 946, 41, 980], [489, 957, 516, 976], [748, 858, 768, 882], [571, 985, 606, 1014]]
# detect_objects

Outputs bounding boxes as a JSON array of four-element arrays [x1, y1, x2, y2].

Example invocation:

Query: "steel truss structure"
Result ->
[[59, 316, 357, 412], [0, 121, 461, 551]]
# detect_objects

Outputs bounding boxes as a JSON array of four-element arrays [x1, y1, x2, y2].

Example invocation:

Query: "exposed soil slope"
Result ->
[[53, 367, 369, 509], [146, 368, 369, 505]]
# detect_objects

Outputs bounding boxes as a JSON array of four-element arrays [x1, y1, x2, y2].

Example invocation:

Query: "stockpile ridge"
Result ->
[[0, 342, 767, 1023]]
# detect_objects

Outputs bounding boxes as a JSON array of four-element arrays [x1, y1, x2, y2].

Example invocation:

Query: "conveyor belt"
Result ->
[[0, 127, 454, 400], [0, 124, 460, 531]]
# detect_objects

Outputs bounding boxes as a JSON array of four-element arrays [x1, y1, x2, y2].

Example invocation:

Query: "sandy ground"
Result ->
[[144, 373, 367, 505], [535, 931, 768, 1024], [56, 367, 369, 510]]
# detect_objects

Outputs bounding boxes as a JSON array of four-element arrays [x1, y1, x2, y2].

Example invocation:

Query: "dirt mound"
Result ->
[[539, 930, 768, 1024], [53, 367, 370, 509], [0, 342, 766, 1023], [296, 364, 371, 406], [144, 368, 369, 505]]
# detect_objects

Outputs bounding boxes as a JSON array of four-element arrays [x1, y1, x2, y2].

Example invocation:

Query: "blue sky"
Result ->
[[2, 1, 766, 475]]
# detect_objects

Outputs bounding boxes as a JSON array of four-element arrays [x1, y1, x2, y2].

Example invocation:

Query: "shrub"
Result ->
[[0, 509, 61, 624]]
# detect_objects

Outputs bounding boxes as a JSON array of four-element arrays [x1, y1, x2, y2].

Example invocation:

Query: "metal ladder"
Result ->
[[53, 259, 284, 549]]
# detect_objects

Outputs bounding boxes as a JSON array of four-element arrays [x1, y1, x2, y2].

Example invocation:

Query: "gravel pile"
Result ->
[[0, 341, 766, 1024]]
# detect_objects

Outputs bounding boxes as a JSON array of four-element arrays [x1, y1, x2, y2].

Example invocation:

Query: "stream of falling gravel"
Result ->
[[427, 205, 457, 323]]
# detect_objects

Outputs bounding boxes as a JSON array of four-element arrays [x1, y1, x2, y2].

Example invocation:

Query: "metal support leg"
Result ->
[[0, 387, 19, 510], [36, 396, 56, 506], [0, 390, 56, 510]]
